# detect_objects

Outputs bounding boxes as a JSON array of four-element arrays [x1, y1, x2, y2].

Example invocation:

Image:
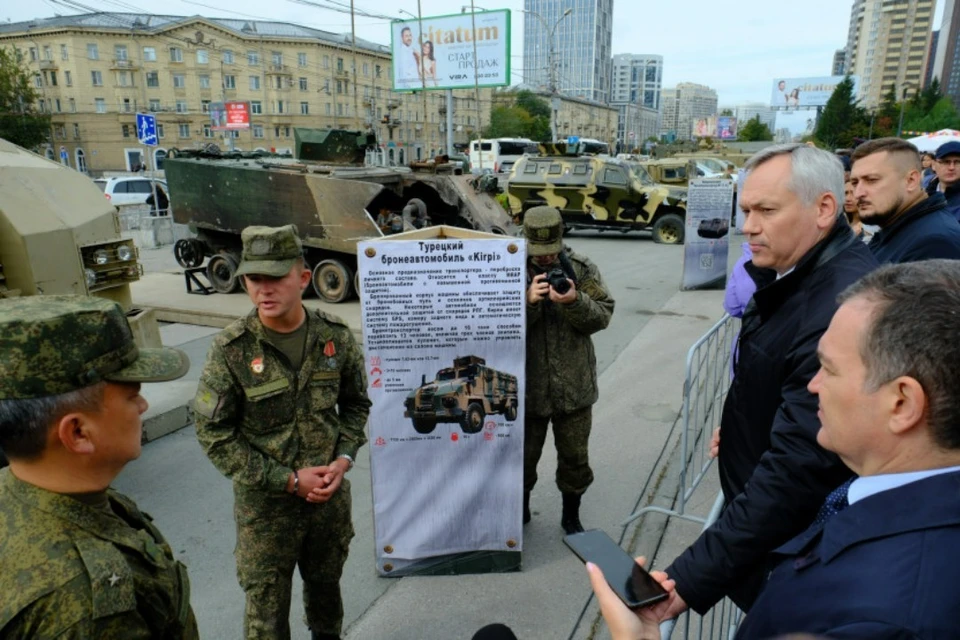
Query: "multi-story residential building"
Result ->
[[845, 0, 936, 109], [0, 13, 493, 173], [614, 104, 660, 151], [522, 0, 613, 103], [832, 48, 847, 76], [925, 29, 940, 88], [610, 54, 663, 150], [932, 0, 960, 107], [734, 102, 777, 133], [659, 82, 718, 141]]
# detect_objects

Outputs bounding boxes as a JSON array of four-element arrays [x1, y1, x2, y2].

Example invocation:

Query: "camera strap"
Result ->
[[558, 251, 578, 284]]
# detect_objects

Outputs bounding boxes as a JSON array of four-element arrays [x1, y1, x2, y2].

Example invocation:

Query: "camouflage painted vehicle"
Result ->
[[506, 155, 688, 244], [638, 158, 698, 187], [403, 356, 519, 434], [166, 129, 516, 303]]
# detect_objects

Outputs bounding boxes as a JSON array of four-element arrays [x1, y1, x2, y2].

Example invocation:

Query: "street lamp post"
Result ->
[[522, 8, 573, 142], [897, 83, 915, 138]]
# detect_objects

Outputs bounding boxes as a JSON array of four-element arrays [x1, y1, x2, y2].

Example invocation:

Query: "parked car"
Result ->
[[94, 176, 169, 207]]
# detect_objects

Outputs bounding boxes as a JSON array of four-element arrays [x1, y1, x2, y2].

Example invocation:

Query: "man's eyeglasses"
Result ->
[[938, 159, 960, 167]]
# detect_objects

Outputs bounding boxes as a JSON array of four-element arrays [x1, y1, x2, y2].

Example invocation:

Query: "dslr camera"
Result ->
[[545, 268, 571, 295]]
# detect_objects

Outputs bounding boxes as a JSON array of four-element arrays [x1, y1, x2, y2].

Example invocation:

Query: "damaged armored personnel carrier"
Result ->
[[165, 129, 516, 303]]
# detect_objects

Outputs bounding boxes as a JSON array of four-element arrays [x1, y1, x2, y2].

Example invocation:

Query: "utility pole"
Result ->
[[351, 0, 359, 131], [418, 0, 427, 160]]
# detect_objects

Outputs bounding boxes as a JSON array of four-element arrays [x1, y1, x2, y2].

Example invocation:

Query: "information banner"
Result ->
[[211, 100, 250, 130], [391, 10, 511, 91], [682, 179, 735, 291], [359, 229, 526, 575], [770, 76, 859, 108]]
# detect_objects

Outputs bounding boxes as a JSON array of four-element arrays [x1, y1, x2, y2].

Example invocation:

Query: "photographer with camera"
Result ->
[[523, 206, 615, 534]]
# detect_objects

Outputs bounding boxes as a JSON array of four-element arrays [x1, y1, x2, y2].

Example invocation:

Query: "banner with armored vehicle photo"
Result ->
[[358, 227, 526, 576], [681, 179, 734, 290]]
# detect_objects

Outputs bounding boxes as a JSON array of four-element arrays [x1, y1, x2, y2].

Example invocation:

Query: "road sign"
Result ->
[[136, 113, 158, 146]]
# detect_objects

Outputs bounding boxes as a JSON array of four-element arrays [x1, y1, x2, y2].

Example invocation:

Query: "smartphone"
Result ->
[[564, 529, 668, 609]]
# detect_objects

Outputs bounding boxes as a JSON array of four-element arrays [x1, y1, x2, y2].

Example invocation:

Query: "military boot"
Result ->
[[561, 492, 585, 535], [523, 491, 531, 525], [312, 633, 340, 640]]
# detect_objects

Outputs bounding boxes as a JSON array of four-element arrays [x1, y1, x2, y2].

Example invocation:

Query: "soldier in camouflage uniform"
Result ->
[[0, 295, 196, 638], [523, 206, 615, 534], [194, 225, 371, 640]]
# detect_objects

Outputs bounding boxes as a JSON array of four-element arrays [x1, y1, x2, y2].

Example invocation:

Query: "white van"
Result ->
[[469, 138, 538, 174]]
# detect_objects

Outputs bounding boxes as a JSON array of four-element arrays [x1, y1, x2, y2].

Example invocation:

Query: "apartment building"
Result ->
[[659, 82, 718, 141], [0, 13, 493, 173]]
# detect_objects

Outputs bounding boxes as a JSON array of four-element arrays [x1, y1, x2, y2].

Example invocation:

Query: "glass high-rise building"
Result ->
[[522, 0, 613, 103]]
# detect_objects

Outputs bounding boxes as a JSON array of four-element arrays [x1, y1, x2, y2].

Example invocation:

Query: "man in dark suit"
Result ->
[[589, 260, 960, 640]]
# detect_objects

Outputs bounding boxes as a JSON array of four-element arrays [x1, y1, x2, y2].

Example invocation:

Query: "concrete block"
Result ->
[[142, 404, 193, 443]]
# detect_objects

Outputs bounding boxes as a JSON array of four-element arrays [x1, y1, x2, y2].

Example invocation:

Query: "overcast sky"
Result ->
[[2, 0, 947, 112]]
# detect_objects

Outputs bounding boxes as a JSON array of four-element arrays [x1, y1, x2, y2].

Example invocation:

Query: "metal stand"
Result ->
[[184, 266, 214, 295]]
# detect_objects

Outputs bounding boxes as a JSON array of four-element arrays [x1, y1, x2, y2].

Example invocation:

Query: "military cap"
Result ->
[[234, 224, 304, 278], [523, 206, 564, 256], [0, 295, 189, 400]]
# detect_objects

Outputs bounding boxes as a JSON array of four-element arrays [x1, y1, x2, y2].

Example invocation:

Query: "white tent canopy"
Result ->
[[906, 129, 960, 153]]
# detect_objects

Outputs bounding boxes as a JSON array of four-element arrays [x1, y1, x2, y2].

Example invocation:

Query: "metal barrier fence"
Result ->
[[623, 313, 740, 527]]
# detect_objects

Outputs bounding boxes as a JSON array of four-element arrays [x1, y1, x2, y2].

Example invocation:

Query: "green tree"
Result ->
[[903, 96, 960, 133], [720, 108, 734, 116], [0, 46, 50, 150], [481, 90, 552, 141], [814, 76, 866, 149], [483, 105, 533, 139], [738, 115, 774, 141]]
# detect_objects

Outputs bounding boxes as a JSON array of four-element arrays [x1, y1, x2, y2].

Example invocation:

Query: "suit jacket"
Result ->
[[737, 470, 960, 639]]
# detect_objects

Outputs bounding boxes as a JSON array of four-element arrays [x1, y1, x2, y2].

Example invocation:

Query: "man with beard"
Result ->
[[523, 206, 614, 534], [850, 137, 960, 263]]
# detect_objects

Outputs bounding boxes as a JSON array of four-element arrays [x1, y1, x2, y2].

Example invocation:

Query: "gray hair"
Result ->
[[839, 260, 960, 450], [744, 143, 845, 211], [0, 383, 105, 460]]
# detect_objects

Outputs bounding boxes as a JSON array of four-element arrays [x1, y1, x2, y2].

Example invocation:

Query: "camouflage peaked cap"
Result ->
[[0, 295, 189, 400], [235, 224, 304, 278], [523, 206, 564, 257]]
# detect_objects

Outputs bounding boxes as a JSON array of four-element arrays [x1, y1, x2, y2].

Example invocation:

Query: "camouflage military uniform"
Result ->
[[0, 471, 198, 638], [0, 295, 195, 639], [194, 226, 371, 639]]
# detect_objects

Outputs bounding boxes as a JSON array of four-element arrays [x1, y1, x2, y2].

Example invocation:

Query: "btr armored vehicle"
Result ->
[[404, 356, 519, 434]]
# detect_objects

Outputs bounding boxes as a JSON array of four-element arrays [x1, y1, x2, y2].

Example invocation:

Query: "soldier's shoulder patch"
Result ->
[[579, 279, 605, 301], [313, 309, 348, 328], [194, 383, 223, 420]]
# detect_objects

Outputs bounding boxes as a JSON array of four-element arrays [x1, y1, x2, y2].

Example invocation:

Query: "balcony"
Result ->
[[39, 59, 58, 70], [266, 63, 291, 75], [386, 99, 401, 109], [111, 59, 138, 70], [335, 68, 350, 78]]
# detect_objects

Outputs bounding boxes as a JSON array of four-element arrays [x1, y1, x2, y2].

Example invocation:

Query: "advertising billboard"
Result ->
[[210, 101, 250, 130], [391, 10, 511, 92], [770, 76, 859, 108], [716, 116, 737, 140]]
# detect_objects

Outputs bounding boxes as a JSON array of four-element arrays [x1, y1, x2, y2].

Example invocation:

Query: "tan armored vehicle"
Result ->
[[404, 356, 519, 434], [507, 154, 688, 244], [637, 158, 698, 187]]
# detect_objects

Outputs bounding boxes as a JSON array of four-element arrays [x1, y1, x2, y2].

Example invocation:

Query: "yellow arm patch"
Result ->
[[194, 384, 223, 420]]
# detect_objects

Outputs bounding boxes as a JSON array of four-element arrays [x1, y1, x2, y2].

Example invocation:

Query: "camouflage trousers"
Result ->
[[233, 479, 355, 640], [524, 406, 594, 495]]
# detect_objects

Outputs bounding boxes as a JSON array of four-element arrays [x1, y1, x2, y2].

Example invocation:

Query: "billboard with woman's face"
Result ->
[[391, 10, 511, 92], [770, 76, 860, 108]]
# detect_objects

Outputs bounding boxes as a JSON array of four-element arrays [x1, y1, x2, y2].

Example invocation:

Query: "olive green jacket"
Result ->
[[195, 307, 371, 494], [0, 470, 197, 639], [526, 247, 614, 416]]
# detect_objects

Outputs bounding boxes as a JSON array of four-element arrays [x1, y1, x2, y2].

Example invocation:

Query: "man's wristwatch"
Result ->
[[337, 454, 354, 471]]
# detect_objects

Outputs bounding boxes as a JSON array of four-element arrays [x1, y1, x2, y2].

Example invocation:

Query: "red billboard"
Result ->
[[211, 101, 250, 130]]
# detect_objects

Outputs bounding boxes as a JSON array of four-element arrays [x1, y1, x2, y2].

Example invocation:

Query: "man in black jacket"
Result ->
[[926, 141, 960, 222], [851, 137, 960, 263], [660, 143, 878, 617]]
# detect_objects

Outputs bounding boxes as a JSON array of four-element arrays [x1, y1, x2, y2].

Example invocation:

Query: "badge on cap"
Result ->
[[251, 357, 264, 374], [323, 341, 336, 357]]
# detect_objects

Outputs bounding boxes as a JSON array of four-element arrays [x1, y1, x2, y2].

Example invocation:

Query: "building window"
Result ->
[[272, 51, 283, 66], [143, 72, 159, 88], [118, 71, 131, 87], [176, 100, 188, 113], [54, 98, 61, 112], [95, 98, 106, 113], [170, 47, 183, 63], [197, 49, 209, 64], [75, 148, 87, 172], [253, 124, 264, 138], [60, 44, 68, 60], [375, 64, 382, 78], [223, 75, 236, 89], [203, 124, 213, 138], [73, 123, 80, 139], [285, 126, 291, 138], [122, 98, 132, 113], [173, 74, 186, 89], [248, 51, 260, 66], [199, 74, 211, 89], [54, 124, 65, 138], [157, 124, 165, 138], [178, 124, 191, 138], [223, 49, 234, 64], [87, 44, 99, 60], [336, 80, 343, 94], [149, 99, 161, 111], [38, 99, 45, 113], [337, 57, 344, 72], [363, 62, 369, 76], [299, 77, 307, 91], [251, 100, 262, 114], [300, 101, 309, 115], [337, 103, 344, 116], [34, 73, 42, 88], [143, 46, 156, 61], [115, 45, 128, 61], [122, 124, 131, 138], [48, 71, 58, 86], [274, 126, 280, 138], [274, 76, 283, 90], [29, 47, 37, 61], [323, 55, 329, 69], [91, 71, 103, 87], [201, 100, 211, 113], [276, 100, 285, 114], [43, 45, 52, 61], [226, 130, 239, 139], [65, 70, 72, 86], [250, 75, 261, 90], [298, 52, 307, 67], [325, 103, 331, 115], [69, 98, 76, 113]]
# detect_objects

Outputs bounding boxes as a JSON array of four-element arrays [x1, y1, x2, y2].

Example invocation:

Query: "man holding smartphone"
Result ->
[[523, 206, 614, 534]]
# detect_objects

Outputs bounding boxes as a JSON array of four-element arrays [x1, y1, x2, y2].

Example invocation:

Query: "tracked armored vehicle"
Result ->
[[166, 129, 516, 303]]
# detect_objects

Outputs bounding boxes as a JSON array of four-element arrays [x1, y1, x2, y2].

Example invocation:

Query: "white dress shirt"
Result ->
[[848, 464, 960, 505]]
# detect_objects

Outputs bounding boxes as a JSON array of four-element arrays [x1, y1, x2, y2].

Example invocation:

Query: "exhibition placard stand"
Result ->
[[358, 226, 527, 576]]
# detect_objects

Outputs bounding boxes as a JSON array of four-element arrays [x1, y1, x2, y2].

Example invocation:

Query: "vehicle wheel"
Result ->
[[652, 213, 685, 245], [412, 418, 437, 434], [354, 271, 361, 299], [174, 238, 204, 269], [312, 259, 354, 303], [504, 403, 518, 422], [206, 253, 241, 294], [460, 402, 485, 434]]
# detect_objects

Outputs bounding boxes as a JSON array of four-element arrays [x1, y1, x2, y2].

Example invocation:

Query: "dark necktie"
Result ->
[[813, 477, 855, 526]]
